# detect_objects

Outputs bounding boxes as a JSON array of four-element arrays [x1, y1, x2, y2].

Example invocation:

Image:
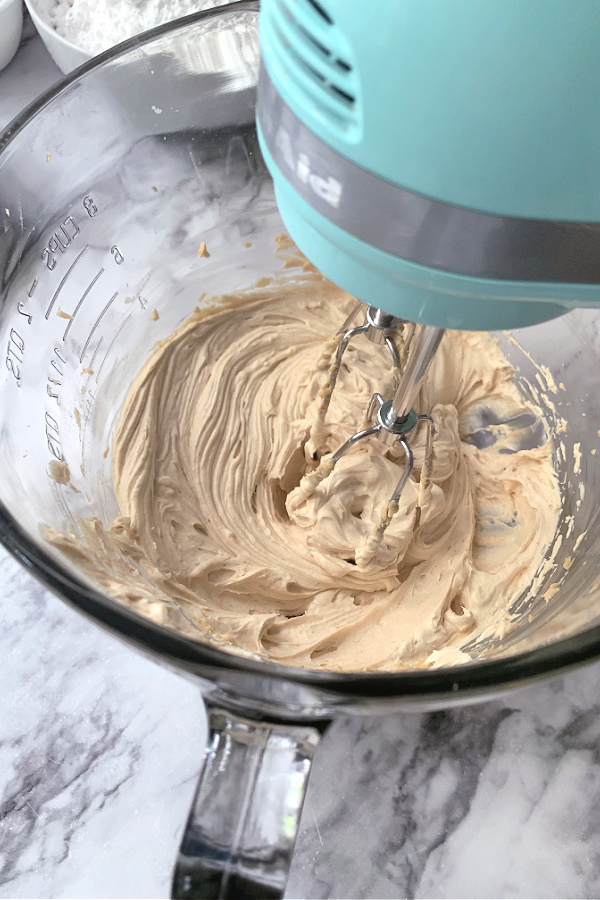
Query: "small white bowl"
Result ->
[[0, 0, 23, 73], [23, 0, 91, 74]]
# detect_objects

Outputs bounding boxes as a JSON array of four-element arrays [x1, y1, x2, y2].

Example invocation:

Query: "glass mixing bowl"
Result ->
[[2, 3, 600, 897]]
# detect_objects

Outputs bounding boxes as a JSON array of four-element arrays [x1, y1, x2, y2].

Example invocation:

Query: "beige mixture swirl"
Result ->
[[71, 271, 559, 672]]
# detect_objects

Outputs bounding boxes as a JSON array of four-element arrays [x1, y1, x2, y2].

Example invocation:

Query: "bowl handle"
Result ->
[[172, 705, 324, 899]]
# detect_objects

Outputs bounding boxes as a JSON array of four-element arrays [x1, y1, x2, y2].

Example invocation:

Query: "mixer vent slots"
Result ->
[[266, 0, 361, 138]]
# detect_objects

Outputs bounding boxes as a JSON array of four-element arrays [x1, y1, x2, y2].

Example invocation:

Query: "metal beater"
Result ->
[[307, 303, 416, 447], [292, 308, 444, 569]]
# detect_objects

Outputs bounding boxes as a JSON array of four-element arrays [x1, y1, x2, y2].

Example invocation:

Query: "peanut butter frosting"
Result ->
[[47, 273, 561, 670]]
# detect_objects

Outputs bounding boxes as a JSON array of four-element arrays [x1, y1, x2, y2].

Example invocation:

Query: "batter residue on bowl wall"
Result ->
[[46, 270, 560, 671]]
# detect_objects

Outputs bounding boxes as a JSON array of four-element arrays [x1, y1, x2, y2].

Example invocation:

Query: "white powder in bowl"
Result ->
[[45, 0, 226, 55]]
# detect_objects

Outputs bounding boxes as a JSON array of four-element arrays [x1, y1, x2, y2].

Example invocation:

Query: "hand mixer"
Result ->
[[256, 0, 600, 563]]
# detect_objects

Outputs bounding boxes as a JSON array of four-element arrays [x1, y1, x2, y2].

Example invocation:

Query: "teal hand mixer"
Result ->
[[256, 0, 600, 562]]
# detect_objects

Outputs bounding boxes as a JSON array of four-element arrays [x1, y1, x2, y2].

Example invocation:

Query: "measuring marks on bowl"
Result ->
[[44, 243, 90, 321], [2, 191, 137, 480], [3, 169, 209, 532], [79, 290, 119, 363], [62, 266, 103, 342]]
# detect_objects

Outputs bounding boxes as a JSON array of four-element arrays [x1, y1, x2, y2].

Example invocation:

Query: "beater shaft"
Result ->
[[389, 325, 444, 422]]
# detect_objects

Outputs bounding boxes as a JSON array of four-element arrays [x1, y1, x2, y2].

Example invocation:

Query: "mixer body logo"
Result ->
[[275, 126, 343, 209]]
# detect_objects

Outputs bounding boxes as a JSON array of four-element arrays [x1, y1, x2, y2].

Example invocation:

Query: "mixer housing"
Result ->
[[257, 0, 600, 330]]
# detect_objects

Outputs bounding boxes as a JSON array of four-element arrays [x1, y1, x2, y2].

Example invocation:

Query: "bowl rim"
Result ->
[[1, 0, 600, 700]]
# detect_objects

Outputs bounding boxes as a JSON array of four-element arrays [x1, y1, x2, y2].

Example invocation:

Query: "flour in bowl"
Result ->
[[47, 0, 224, 55]]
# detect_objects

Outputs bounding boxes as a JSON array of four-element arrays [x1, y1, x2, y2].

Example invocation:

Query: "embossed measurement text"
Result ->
[[45, 411, 62, 460], [5, 328, 24, 386], [42, 216, 80, 271], [47, 347, 66, 403]]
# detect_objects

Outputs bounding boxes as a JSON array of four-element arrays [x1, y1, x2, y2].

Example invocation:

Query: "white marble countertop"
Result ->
[[3, 14, 600, 900]]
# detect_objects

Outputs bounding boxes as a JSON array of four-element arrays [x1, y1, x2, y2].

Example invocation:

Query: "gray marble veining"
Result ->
[[3, 17, 600, 900], [289, 670, 600, 899], [0, 545, 206, 900]]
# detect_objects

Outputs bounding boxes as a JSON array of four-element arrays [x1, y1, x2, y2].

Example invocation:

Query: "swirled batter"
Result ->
[[74, 271, 558, 671]]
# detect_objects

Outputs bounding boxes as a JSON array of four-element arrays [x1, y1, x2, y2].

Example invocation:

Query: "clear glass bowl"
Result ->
[[1, 5, 600, 895]]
